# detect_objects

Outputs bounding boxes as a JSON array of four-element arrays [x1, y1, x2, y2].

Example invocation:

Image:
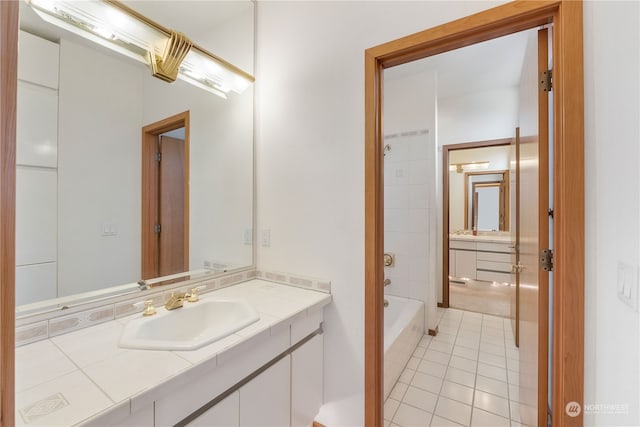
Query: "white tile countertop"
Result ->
[[15, 280, 331, 426], [449, 233, 513, 244]]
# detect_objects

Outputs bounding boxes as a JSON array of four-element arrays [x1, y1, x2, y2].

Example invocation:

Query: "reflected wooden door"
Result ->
[[158, 135, 187, 277], [510, 128, 520, 347], [141, 111, 190, 281], [517, 28, 550, 427]]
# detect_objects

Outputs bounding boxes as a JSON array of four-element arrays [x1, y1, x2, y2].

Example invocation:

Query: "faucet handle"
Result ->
[[186, 286, 205, 302], [141, 300, 156, 316]]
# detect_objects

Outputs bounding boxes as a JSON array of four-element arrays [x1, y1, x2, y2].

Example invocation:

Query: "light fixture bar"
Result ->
[[449, 161, 490, 173], [26, 0, 255, 99]]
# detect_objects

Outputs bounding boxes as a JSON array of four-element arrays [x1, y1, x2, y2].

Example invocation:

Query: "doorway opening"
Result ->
[[442, 138, 513, 317], [365, 2, 584, 427], [141, 111, 190, 280]]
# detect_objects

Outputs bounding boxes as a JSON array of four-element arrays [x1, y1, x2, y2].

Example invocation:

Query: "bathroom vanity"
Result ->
[[449, 234, 514, 283], [15, 279, 330, 426]]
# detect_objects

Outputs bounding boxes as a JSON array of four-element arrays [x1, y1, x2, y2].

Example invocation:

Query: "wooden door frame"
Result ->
[[141, 111, 190, 280], [364, 1, 584, 426], [0, 2, 17, 425], [442, 138, 511, 307]]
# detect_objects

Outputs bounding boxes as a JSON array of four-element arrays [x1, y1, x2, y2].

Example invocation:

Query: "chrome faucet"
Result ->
[[165, 292, 186, 310]]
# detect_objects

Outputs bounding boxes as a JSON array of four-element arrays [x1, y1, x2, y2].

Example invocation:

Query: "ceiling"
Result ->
[[384, 28, 534, 99]]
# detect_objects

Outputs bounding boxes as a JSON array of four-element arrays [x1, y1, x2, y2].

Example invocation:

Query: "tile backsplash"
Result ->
[[15, 268, 331, 347]]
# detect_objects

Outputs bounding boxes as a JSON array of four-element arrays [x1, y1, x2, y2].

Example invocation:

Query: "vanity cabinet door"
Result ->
[[455, 250, 476, 279], [291, 335, 323, 427], [188, 392, 239, 427], [239, 355, 291, 427], [449, 249, 456, 277]]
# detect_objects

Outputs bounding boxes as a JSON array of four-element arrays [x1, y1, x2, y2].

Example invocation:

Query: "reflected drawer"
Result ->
[[477, 260, 512, 273], [476, 251, 513, 263], [449, 240, 477, 250], [476, 242, 512, 253]]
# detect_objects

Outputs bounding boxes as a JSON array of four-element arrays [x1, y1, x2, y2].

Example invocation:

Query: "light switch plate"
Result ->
[[261, 229, 271, 247], [244, 228, 253, 245], [617, 262, 639, 312]]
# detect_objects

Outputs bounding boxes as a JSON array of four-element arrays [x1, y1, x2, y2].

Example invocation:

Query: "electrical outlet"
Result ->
[[261, 229, 271, 247], [617, 262, 639, 312]]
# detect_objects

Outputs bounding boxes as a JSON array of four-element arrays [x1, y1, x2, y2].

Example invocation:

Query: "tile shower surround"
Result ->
[[16, 269, 331, 347]]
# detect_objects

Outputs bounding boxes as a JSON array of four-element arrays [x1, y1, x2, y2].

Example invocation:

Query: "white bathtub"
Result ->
[[384, 295, 424, 400]]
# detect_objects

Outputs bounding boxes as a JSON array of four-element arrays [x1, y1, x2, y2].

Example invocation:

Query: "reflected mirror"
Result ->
[[448, 144, 512, 233], [16, 1, 255, 314], [465, 171, 509, 232]]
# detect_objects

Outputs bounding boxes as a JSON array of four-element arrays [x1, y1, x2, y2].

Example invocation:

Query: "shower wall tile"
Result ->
[[383, 130, 431, 301], [385, 185, 409, 209]]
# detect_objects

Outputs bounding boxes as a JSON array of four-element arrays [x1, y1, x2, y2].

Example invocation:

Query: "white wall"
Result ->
[[584, 1, 640, 425], [257, 1, 640, 425], [438, 87, 519, 146], [57, 39, 144, 296], [383, 70, 437, 332], [255, 2, 508, 425]]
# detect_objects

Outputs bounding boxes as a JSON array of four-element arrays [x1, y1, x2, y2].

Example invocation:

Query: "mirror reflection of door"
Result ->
[[158, 133, 186, 277], [141, 112, 190, 280]]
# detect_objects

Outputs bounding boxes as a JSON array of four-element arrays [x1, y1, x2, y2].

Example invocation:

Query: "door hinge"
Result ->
[[548, 209, 554, 218], [155, 152, 162, 162], [540, 249, 553, 272], [154, 223, 161, 234], [539, 69, 552, 92]]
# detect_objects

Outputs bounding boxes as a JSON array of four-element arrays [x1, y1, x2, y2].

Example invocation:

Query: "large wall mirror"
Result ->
[[464, 170, 509, 232], [16, 1, 255, 315], [449, 144, 512, 233]]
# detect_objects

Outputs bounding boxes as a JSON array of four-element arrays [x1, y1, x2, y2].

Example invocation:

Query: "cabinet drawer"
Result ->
[[477, 260, 512, 273], [449, 240, 477, 250], [476, 251, 513, 263], [476, 242, 512, 253], [477, 270, 512, 284]]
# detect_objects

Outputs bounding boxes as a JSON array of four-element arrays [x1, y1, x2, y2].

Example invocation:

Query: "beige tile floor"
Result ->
[[384, 308, 535, 427], [449, 280, 513, 318]]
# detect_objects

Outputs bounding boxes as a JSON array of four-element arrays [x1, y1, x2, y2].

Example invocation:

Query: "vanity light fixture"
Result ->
[[26, 0, 254, 99], [449, 161, 490, 173]]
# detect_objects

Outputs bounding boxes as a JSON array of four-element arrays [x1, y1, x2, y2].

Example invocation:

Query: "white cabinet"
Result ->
[[103, 310, 324, 427], [291, 334, 323, 427], [189, 392, 239, 427], [452, 250, 476, 279], [240, 356, 291, 427], [449, 238, 514, 283], [18, 30, 59, 89], [476, 242, 513, 283], [17, 81, 59, 167]]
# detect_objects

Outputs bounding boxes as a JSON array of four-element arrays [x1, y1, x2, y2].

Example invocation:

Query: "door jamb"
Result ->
[[141, 111, 190, 280], [364, 1, 584, 426], [0, 3, 18, 425]]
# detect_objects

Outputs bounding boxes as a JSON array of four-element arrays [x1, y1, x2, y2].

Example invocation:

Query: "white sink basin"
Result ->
[[119, 298, 260, 351]]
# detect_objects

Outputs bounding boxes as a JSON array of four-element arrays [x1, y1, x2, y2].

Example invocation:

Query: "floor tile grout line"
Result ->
[[428, 313, 460, 427]]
